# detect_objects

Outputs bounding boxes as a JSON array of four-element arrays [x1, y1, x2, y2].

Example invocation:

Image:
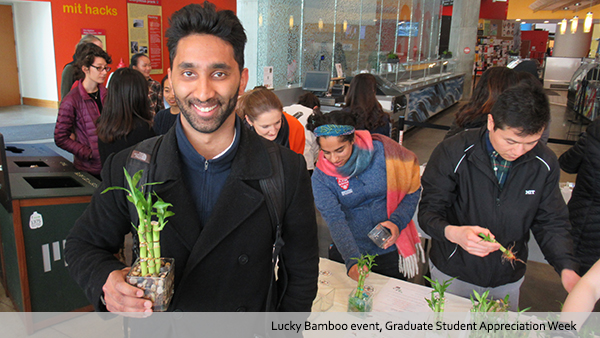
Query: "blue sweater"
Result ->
[[312, 140, 421, 271], [176, 116, 241, 228]]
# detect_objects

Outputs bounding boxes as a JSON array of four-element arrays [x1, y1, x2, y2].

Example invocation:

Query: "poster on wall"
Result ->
[[127, 0, 162, 74], [81, 29, 106, 50], [490, 24, 498, 37], [502, 21, 515, 37]]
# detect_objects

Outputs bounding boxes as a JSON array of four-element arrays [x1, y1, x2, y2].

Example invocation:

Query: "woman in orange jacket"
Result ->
[[236, 88, 305, 155]]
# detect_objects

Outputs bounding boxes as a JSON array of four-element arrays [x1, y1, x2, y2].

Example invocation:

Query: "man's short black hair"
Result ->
[[165, 1, 246, 72], [130, 53, 148, 68], [490, 83, 550, 136]]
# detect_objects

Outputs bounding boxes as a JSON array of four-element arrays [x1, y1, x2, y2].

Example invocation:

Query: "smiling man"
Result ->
[[65, 2, 318, 312], [419, 83, 579, 311]]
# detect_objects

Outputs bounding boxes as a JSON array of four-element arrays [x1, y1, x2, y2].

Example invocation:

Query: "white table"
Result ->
[[313, 258, 472, 312]]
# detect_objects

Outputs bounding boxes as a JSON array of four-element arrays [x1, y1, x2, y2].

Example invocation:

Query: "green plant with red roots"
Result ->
[[478, 233, 525, 268], [102, 168, 174, 277]]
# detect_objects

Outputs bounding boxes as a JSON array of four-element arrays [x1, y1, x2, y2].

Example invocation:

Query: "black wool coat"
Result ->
[[65, 123, 319, 311]]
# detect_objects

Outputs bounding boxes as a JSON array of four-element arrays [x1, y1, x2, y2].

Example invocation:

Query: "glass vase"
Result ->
[[347, 288, 373, 313], [126, 257, 175, 312]]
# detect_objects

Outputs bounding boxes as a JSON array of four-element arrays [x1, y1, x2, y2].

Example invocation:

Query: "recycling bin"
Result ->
[[0, 140, 99, 314]]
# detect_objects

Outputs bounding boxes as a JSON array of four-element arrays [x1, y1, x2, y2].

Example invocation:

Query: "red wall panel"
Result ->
[[26, 0, 236, 97]]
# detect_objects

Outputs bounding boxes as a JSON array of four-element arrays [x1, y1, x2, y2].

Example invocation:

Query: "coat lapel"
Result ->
[[150, 129, 200, 253]]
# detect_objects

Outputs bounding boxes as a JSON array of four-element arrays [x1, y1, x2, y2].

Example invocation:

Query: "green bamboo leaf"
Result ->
[[101, 186, 130, 194]]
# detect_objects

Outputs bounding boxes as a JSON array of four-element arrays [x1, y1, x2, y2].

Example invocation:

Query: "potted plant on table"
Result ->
[[423, 276, 456, 313], [347, 253, 377, 313], [386, 52, 400, 63], [102, 168, 175, 311]]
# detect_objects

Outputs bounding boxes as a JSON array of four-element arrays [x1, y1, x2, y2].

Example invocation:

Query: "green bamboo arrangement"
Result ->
[[423, 276, 456, 312], [470, 290, 510, 313], [102, 168, 174, 277], [353, 253, 377, 298]]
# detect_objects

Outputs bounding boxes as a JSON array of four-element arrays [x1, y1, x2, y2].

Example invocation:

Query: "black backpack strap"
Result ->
[[259, 140, 286, 311], [125, 135, 164, 260]]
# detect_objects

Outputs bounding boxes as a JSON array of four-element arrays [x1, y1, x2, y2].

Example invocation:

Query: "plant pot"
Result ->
[[126, 257, 175, 312], [348, 288, 373, 313], [386, 58, 399, 64]]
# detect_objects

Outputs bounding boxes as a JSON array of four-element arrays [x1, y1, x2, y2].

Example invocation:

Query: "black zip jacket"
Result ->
[[419, 127, 578, 287]]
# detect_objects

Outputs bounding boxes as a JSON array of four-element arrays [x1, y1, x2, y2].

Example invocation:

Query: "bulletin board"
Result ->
[[127, 0, 163, 74]]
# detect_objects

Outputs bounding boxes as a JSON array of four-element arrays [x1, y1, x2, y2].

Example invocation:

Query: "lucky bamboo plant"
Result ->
[[478, 233, 525, 268], [353, 253, 377, 298], [347, 253, 378, 313], [102, 168, 174, 277], [423, 276, 456, 312], [470, 290, 510, 313]]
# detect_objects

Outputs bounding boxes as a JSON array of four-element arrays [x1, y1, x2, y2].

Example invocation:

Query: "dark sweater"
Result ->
[[98, 118, 155, 167], [175, 116, 242, 228], [154, 108, 179, 135]]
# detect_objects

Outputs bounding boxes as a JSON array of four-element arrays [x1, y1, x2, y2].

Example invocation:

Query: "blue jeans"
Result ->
[[429, 262, 524, 311]]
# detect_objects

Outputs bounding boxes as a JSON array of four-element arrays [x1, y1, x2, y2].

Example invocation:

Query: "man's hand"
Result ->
[[380, 221, 400, 250], [561, 269, 580, 293], [444, 225, 501, 257], [102, 267, 153, 313], [347, 264, 369, 282]]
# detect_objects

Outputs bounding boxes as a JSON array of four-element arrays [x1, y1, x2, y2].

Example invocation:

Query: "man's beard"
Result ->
[[176, 88, 239, 134]]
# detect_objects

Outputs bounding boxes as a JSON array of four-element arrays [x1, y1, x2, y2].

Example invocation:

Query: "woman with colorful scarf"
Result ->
[[236, 88, 305, 155], [307, 110, 424, 281]]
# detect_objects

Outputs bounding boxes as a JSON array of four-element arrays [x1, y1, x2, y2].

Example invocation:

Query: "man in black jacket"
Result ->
[[65, 2, 318, 313], [419, 83, 579, 311]]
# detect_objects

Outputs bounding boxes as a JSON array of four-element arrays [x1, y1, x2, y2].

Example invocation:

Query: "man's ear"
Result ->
[[487, 114, 495, 132], [239, 68, 249, 96]]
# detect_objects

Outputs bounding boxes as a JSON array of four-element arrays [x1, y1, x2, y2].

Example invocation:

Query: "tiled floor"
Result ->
[[0, 98, 592, 313]]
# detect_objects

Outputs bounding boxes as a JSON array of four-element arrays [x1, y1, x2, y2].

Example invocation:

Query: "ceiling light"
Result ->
[[585, 1, 593, 34], [584, 12, 593, 33], [544, 20, 549, 23], [516, 18, 521, 21]]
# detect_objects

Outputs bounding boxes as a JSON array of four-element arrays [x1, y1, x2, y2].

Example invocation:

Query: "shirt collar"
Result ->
[[175, 114, 241, 168], [485, 130, 507, 161]]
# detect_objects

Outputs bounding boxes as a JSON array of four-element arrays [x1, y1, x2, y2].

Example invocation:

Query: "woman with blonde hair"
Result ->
[[237, 88, 305, 154]]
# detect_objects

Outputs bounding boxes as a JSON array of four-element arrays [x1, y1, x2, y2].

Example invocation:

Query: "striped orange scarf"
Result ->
[[372, 133, 424, 279]]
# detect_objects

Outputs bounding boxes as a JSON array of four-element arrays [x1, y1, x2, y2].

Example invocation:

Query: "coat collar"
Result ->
[[75, 79, 107, 101], [153, 115, 273, 184], [470, 126, 541, 166]]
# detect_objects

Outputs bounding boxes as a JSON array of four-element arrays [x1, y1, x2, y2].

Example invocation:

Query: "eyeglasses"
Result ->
[[90, 65, 111, 73]]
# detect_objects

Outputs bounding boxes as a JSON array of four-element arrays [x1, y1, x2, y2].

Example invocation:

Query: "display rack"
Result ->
[[569, 61, 600, 122], [475, 36, 514, 74]]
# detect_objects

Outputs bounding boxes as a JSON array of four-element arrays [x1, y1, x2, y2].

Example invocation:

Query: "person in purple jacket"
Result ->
[[54, 44, 112, 178]]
